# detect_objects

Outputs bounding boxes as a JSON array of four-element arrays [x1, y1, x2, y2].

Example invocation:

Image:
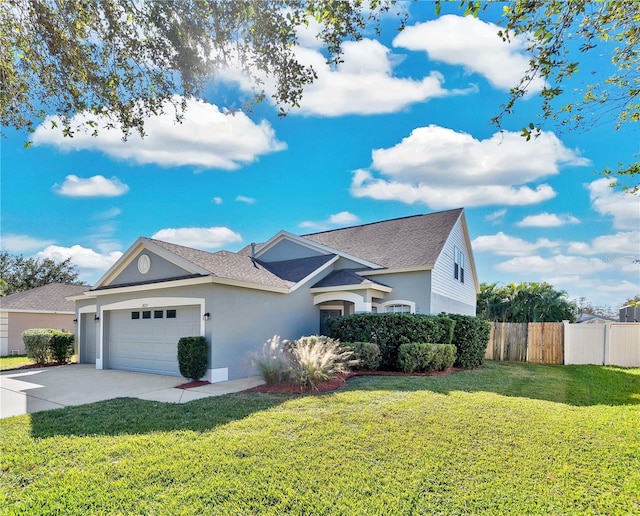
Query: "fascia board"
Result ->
[[289, 255, 340, 293], [309, 283, 393, 294], [358, 266, 432, 276], [1, 309, 75, 315], [256, 231, 384, 270], [89, 275, 289, 297], [458, 211, 481, 294]]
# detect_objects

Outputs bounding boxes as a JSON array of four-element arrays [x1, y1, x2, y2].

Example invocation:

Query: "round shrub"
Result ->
[[397, 343, 456, 373], [343, 342, 381, 371], [49, 331, 75, 363], [177, 336, 208, 381], [22, 328, 56, 364]]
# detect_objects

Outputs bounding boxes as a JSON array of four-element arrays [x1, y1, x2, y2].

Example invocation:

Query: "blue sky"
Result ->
[[1, 3, 639, 310]]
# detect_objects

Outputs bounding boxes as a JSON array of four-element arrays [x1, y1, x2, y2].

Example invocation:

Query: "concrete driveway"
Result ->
[[0, 364, 264, 419]]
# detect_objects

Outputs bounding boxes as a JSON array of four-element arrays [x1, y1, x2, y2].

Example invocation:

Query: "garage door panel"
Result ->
[[108, 305, 201, 376]]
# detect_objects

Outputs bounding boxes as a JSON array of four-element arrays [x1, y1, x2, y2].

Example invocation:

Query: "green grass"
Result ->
[[0, 355, 34, 371], [1, 362, 639, 515]]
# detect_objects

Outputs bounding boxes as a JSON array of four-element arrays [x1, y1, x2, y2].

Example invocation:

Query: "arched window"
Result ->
[[380, 300, 416, 314]]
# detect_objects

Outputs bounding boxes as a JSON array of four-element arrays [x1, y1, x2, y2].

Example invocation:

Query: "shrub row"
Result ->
[[397, 343, 456, 373], [22, 328, 75, 364], [326, 313, 455, 370], [326, 313, 490, 370]]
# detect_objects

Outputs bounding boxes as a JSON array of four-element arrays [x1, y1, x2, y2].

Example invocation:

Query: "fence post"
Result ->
[[603, 322, 610, 365], [562, 320, 569, 365]]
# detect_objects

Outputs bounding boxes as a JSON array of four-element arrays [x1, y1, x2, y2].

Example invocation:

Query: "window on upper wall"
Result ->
[[454, 246, 465, 283]]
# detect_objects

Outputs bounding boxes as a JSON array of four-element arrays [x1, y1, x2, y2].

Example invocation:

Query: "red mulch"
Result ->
[[14, 361, 72, 370], [175, 380, 211, 389], [244, 368, 463, 395]]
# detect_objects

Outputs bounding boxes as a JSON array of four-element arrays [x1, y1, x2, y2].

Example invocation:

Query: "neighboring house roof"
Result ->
[[303, 208, 463, 270], [576, 313, 617, 323], [0, 283, 90, 312]]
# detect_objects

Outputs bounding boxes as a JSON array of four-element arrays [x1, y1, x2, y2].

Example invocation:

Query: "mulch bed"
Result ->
[[175, 380, 211, 390], [244, 368, 463, 395], [13, 361, 72, 370]]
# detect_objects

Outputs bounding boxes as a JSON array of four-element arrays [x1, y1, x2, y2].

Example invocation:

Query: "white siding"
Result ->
[[431, 216, 476, 314]]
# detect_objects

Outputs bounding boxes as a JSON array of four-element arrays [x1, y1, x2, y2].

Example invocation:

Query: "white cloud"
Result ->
[[472, 232, 561, 257], [33, 97, 286, 170], [394, 15, 544, 93], [496, 255, 612, 276], [588, 179, 640, 230], [351, 169, 557, 208], [328, 211, 360, 225], [485, 209, 506, 223], [567, 232, 640, 256], [53, 175, 129, 197], [1, 234, 55, 253], [516, 212, 580, 227], [37, 245, 122, 271], [300, 211, 360, 231], [222, 39, 473, 117], [151, 227, 242, 250], [96, 207, 122, 219], [212, 197, 223, 205], [350, 125, 589, 208], [235, 195, 256, 204]]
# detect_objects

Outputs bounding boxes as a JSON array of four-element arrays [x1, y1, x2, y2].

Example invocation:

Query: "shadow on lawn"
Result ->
[[342, 362, 640, 408], [29, 393, 291, 439]]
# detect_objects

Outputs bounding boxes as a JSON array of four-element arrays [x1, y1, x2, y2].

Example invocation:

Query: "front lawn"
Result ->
[[1, 362, 639, 514], [0, 355, 34, 371]]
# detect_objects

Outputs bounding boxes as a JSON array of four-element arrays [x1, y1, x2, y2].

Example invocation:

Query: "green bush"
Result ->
[[49, 331, 75, 363], [446, 314, 491, 369], [397, 343, 456, 373], [22, 329, 56, 364], [252, 335, 290, 385], [342, 342, 381, 371], [177, 336, 208, 381], [326, 314, 456, 370], [289, 336, 356, 392]]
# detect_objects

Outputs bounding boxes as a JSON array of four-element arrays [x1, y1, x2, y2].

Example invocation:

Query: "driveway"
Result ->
[[0, 364, 263, 419]]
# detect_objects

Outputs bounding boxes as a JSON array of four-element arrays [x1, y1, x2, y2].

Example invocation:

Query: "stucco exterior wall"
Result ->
[[1, 311, 76, 356], [371, 271, 432, 314]]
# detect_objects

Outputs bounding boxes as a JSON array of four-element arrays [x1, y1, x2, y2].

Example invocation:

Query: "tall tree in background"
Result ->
[[0, 251, 83, 295], [477, 282, 577, 323], [1, 1, 637, 188]]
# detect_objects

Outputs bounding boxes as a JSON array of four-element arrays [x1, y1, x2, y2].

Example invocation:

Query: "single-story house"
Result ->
[[576, 313, 618, 324], [1, 283, 90, 356], [70, 208, 479, 382]]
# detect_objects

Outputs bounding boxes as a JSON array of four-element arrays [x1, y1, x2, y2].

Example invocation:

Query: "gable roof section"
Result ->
[[242, 231, 384, 270], [1, 283, 90, 312], [259, 254, 337, 283], [303, 208, 463, 270]]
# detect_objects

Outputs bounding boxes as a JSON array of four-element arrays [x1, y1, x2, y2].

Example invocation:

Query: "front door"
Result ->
[[319, 309, 342, 336]]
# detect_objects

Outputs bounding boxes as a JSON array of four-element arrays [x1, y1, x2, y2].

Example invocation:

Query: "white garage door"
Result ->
[[108, 305, 201, 376]]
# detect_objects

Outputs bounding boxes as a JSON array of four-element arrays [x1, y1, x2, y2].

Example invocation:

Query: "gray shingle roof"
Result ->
[[311, 269, 390, 289], [147, 239, 294, 289], [303, 208, 463, 269], [0, 283, 90, 312], [259, 254, 336, 283]]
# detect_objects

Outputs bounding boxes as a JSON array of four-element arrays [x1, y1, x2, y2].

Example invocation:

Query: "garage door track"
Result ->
[[0, 364, 263, 419]]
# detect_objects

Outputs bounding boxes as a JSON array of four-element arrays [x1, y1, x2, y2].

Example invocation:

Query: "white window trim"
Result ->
[[379, 300, 416, 314]]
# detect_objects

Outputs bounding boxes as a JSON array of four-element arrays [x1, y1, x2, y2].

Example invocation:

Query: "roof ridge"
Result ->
[[301, 208, 463, 237]]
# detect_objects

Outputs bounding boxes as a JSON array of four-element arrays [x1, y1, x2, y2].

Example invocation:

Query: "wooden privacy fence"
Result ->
[[486, 322, 564, 364]]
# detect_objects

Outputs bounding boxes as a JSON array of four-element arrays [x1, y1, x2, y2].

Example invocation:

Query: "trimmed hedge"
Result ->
[[342, 342, 381, 371], [326, 313, 456, 370], [397, 343, 456, 373], [49, 331, 75, 363], [22, 329, 56, 364], [177, 336, 208, 381], [445, 314, 491, 369]]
